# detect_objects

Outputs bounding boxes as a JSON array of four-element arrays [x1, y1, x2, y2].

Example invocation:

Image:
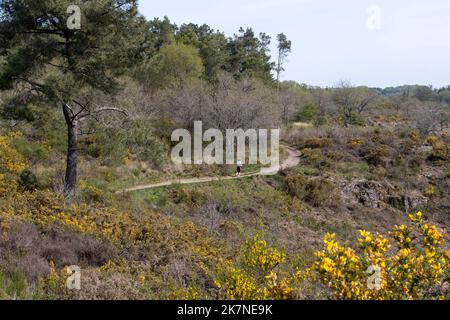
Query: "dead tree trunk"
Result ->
[[62, 103, 77, 201]]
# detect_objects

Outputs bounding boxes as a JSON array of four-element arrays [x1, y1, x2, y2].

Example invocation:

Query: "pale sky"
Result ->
[[139, 0, 450, 88]]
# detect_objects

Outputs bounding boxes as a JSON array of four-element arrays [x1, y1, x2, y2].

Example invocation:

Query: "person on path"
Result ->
[[236, 159, 242, 177]]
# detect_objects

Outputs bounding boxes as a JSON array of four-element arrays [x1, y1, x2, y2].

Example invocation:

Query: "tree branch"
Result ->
[[77, 106, 129, 121]]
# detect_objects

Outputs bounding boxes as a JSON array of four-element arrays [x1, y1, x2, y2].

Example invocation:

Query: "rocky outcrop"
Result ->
[[339, 179, 427, 212]]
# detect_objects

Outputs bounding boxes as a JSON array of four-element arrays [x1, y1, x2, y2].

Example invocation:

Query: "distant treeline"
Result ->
[[371, 85, 450, 103]]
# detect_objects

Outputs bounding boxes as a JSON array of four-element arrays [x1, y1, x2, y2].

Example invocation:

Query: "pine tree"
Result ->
[[0, 0, 149, 200]]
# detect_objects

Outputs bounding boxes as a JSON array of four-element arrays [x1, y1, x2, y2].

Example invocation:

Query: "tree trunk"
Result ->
[[276, 50, 282, 93], [62, 103, 77, 201]]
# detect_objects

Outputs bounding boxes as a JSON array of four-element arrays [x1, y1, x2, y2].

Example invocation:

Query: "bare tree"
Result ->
[[309, 87, 334, 116], [278, 88, 298, 122], [156, 74, 280, 131], [206, 75, 279, 130], [414, 102, 450, 134], [332, 80, 379, 126], [61, 97, 128, 199]]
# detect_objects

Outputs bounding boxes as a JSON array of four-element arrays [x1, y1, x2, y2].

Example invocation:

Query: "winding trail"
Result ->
[[116, 144, 300, 193]]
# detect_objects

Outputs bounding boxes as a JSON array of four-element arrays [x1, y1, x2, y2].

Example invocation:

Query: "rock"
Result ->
[[404, 191, 428, 212], [340, 179, 389, 209], [339, 179, 428, 211]]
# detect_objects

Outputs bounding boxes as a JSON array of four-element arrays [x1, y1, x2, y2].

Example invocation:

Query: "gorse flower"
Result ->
[[243, 234, 285, 273], [0, 134, 26, 195], [312, 212, 449, 300], [215, 235, 294, 300]]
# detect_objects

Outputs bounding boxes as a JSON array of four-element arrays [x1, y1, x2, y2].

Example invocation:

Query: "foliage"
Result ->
[[428, 141, 449, 161], [144, 19, 276, 83], [0, 133, 26, 195], [423, 185, 437, 198], [275, 33, 292, 83], [0, 0, 148, 100], [286, 171, 339, 207], [215, 234, 296, 300], [136, 43, 204, 89], [80, 119, 170, 168], [332, 82, 378, 127], [311, 212, 449, 299], [18, 170, 39, 191], [301, 148, 330, 169], [295, 103, 318, 122]]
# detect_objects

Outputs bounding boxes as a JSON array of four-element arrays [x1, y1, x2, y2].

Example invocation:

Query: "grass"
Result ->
[[335, 162, 370, 179]]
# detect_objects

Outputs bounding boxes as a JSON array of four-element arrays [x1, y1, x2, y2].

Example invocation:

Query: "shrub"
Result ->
[[0, 271, 29, 299], [338, 111, 365, 126], [80, 120, 170, 169], [426, 135, 439, 146], [303, 178, 339, 207], [18, 170, 39, 191], [79, 180, 104, 203], [286, 172, 308, 199], [10, 137, 50, 163], [0, 133, 26, 195], [325, 150, 346, 162], [359, 143, 392, 166], [294, 103, 318, 122], [301, 137, 331, 149], [347, 138, 363, 148], [428, 142, 448, 161], [311, 212, 449, 299], [286, 172, 339, 207], [170, 187, 207, 207], [214, 234, 295, 300], [302, 148, 329, 169], [423, 185, 437, 198], [409, 131, 421, 144]]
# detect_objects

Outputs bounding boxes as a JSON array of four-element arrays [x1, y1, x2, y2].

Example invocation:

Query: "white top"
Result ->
[[237, 160, 242, 167]]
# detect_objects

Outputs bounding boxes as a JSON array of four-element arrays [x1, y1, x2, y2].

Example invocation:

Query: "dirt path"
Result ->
[[116, 144, 300, 193]]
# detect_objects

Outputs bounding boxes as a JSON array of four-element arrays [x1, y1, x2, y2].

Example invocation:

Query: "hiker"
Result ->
[[236, 159, 242, 177]]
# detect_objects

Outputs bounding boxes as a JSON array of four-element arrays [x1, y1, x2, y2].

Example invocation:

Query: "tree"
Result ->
[[275, 33, 292, 89], [226, 28, 274, 83], [414, 85, 436, 102], [177, 23, 228, 80], [414, 102, 450, 134], [0, 0, 149, 200], [156, 73, 279, 131], [278, 87, 297, 122], [148, 16, 176, 49], [295, 103, 317, 123], [332, 81, 379, 127], [136, 43, 204, 90]]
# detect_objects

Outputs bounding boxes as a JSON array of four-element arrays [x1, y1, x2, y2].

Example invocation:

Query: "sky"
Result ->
[[139, 0, 450, 88]]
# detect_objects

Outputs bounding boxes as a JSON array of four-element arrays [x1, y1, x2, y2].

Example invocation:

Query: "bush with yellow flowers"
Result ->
[[311, 212, 449, 299], [409, 131, 421, 144], [426, 135, 439, 146], [347, 138, 363, 148], [214, 234, 297, 300], [423, 184, 437, 198], [0, 133, 26, 195]]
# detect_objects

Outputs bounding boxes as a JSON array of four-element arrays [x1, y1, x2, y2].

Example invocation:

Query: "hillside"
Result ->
[[0, 0, 449, 301]]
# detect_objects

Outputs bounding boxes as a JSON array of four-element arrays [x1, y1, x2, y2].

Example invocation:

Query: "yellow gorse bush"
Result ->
[[215, 234, 296, 300], [426, 135, 439, 146], [217, 213, 448, 300], [347, 138, 363, 148], [0, 133, 26, 195], [312, 212, 449, 299], [423, 185, 437, 198], [243, 234, 286, 273]]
